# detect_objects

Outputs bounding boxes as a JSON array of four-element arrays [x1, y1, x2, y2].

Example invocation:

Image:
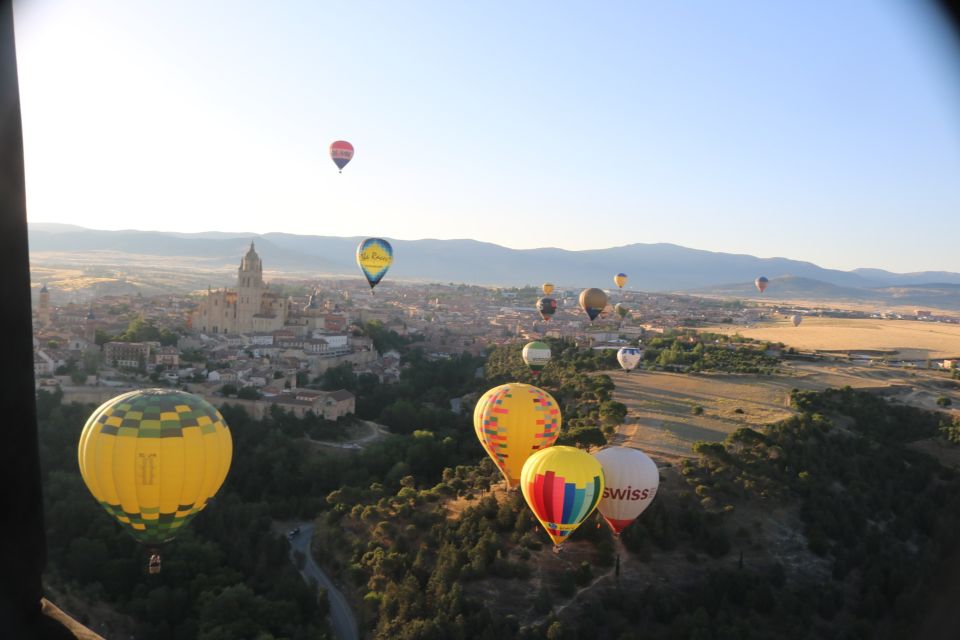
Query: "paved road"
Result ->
[[306, 420, 389, 450], [288, 523, 359, 640]]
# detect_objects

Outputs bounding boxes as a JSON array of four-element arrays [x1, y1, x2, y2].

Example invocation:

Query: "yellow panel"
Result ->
[[112, 434, 139, 515], [159, 435, 185, 514], [77, 420, 99, 498], [197, 430, 222, 503], [93, 431, 120, 507], [179, 426, 204, 507], [215, 422, 233, 491], [134, 436, 161, 513]]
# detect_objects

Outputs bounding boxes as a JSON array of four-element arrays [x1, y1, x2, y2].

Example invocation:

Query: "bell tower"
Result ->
[[236, 241, 264, 333], [38, 283, 50, 327]]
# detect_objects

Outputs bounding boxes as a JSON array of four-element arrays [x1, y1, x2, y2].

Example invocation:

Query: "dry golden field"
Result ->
[[700, 316, 960, 360], [608, 362, 960, 458]]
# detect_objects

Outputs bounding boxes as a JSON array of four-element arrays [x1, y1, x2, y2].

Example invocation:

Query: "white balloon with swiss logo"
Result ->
[[593, 446, 659, 535]]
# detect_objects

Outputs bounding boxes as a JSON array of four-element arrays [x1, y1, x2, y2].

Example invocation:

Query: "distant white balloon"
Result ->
[[617, 346, 643, 372], [791, 314, 802, 327]]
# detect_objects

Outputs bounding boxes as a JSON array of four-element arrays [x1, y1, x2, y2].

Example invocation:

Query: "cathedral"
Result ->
[[192, 241, 331, 335]]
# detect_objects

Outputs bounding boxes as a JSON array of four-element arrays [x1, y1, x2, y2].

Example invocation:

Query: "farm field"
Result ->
[[609, 361, 960, 458], [698, 316, 960, 360]]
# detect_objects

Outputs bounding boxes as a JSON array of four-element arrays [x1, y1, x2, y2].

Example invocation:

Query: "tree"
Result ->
[[237, 386, 261, 400], [220, 383, 238, 397]]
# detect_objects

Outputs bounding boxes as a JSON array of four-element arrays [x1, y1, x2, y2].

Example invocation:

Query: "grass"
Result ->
[[699, 317, 960, 360]]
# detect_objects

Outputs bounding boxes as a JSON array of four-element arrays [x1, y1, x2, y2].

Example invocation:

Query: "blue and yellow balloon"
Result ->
[[356, 238, 393, 293]]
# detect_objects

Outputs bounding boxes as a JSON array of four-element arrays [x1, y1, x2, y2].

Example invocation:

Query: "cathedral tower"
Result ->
[[236, 241, 264, 333], [38, 283, 50, 327]]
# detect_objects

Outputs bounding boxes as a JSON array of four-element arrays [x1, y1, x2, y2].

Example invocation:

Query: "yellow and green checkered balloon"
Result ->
[[78, 389, 233, 545]]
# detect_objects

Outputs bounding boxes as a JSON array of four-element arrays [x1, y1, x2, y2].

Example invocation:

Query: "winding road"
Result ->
[[287, 523, 359, 640]]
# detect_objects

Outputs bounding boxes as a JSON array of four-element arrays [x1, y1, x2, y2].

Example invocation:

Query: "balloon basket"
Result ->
[[147, 550, 162, 575]]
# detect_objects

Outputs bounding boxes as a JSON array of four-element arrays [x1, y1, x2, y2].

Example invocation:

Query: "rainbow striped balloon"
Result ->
[[521, 446, 605, 547]]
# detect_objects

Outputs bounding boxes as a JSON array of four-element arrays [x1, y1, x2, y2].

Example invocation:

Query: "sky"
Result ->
[[12, 1, 960, 273]]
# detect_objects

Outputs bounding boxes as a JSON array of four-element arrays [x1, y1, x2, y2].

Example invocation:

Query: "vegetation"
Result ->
[[96, 318, 179, 347], [644, 332, 781, 374], [36, 332, 960, 639], [36, 389, 330, 640]]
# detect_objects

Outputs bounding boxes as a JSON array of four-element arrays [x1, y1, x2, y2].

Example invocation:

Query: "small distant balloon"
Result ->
[[617, 346, 643, 372], [522, 341, 551, 376], [615, 303, 629, 320], [614, 273, 628, 289], [755, 277, 769, 294], [542, 283, 555, 295], [536, 297, 558, 322], [792, 314, 802, 327], [579, 288, 608, 322], [330, 140, 354, 172], [356, 238, 393, 291]]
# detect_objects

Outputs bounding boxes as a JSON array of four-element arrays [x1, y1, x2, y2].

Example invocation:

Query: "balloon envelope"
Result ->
[[617, 346, 643, 371], [522, 341, 552, 375], [578, 288, 608, 321], [594, 446, 659, 535], [478, 383, 561, 487], [78, 389, 233, 545], [755, 277, 769, 293], [614, 273, 628, 289], [356, 238, 393, 289], [615, 303, 629, 319], [542, 283, 555, 295], [521, 446, 605, 547], [330, 140, 354, 171], [536, 297, 558, 321], [473, 387, 501, 458], [792, 314, 802, 327]]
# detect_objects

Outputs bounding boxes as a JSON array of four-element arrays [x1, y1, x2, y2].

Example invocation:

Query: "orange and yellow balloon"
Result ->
[[521, 446, 605, 547], [476, 383, 561, 487], [542, 282, 555, 295]]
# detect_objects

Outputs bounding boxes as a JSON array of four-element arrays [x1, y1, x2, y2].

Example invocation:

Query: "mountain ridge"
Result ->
[[26, 225, 960, 303]]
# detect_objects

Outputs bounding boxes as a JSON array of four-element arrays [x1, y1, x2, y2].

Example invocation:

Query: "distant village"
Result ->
[[30, 243, 960, 419]]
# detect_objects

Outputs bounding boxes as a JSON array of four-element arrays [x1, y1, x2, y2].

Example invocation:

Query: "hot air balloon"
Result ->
[[617, 346, 643, 372], [473, 387, 500, 459], [542, 283, 555, 295], [522, 341, 551, 376], [356, 238, 393, 292], [536, 297, 558, 321], [593, 446, 658, 536], [791, 314, 802, 327], [521, 446, 605, 548], [330, 140, 354, 172], [579, 288, 608, 322], [477, 383, 561, 487], [615, 303, 629, 320], [755, 277, 769, 294], [614, 273, 628, 289], [78, 389, 233, 573]]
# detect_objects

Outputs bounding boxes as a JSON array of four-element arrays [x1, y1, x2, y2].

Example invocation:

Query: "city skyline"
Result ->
[[13, 1, 960, 273]]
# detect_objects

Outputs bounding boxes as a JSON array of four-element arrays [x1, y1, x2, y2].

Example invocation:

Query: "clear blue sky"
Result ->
[[13, 0, 960, 273]]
